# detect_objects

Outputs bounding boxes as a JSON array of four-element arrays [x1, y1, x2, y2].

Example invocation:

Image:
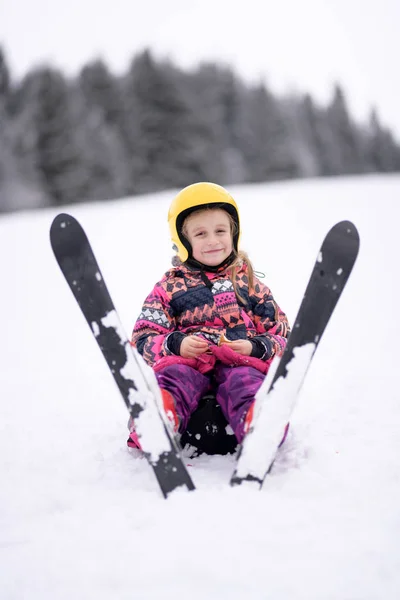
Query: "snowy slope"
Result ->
[[1, 175, 400, 600]]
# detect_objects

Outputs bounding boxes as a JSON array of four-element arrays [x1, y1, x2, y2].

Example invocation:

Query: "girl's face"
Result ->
[[184, 209, 233, 267]]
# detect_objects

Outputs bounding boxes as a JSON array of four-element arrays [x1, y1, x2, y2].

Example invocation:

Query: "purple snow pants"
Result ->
[[156, 364, 265, 444]]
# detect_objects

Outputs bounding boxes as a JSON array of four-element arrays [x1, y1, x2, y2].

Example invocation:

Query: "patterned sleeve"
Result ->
[[249, 277, 290, 360], [131, 281, 178, 366]]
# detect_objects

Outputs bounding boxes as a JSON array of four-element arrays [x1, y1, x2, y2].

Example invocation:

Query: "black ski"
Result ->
[[231, 220, 360, 488], [50, 213, 195, 498]]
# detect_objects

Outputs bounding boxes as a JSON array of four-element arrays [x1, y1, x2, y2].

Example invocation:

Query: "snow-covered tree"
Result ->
[[240, 83, 301, 182], [366, 109, 400, 172], [0, 46, 11, 101], [79, 59, 124, 128], [186, 63, 244, 184], [71, 83, 131, 201], [124, 50, 218, 193], [21, 67, 88, 205], [0, 50, 48, 212], [326, 85, 364, 174]]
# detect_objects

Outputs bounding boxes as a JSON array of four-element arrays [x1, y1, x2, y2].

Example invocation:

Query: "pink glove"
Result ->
[[211, 343, 273, 374]]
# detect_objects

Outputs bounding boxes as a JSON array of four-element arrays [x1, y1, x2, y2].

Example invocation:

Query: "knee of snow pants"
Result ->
[[214, 365, 265, 443], [155, 364, 211, 432]]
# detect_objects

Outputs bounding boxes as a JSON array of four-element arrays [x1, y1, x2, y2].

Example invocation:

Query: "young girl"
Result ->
[[128, 182, 290, 450]]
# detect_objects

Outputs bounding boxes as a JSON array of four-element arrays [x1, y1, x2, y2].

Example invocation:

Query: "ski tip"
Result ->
[[325, 220, 360, 262], [50, 213, 76, 237], [50, 213, 83, 241], [49, 213, 88, 258], [332, 220, 360, 242]]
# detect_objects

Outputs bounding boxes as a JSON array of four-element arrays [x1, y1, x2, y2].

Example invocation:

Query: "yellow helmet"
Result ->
[[168, 182, 241, 262]]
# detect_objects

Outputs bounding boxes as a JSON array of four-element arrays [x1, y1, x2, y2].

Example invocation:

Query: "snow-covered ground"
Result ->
[[1, 175, 400, 600]]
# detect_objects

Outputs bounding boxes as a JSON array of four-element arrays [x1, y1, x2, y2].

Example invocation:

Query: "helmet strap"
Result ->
[[184, 251, 236, 273]]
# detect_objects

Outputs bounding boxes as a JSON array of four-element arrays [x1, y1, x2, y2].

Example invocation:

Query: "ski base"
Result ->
[[50, 213, 195, 498], [231, 220, 360, 488]]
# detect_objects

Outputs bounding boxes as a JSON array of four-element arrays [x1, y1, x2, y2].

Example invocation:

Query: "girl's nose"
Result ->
[[208, 233, 219, 244]]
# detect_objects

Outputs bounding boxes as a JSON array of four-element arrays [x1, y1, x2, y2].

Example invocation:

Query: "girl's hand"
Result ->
[[227, 340, 252, 356], [180, 335, 209, 359]]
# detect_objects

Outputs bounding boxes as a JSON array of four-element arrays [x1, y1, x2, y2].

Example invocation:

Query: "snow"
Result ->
[[1, 174, 400, 599]]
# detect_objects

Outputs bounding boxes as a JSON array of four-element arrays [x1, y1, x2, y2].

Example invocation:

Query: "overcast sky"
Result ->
[[1, 0, 399, 137]]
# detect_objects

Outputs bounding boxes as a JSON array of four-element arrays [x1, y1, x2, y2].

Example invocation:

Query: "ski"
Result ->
[[231, 220, 360, 488], [50, 213, 195, 498]]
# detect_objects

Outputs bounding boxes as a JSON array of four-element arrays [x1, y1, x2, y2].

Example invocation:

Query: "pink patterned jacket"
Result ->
[[131, 261, 290, 373]]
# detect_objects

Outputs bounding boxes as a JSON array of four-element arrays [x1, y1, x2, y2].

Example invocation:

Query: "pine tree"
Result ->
[[188, 63, 242, 183], [125, 50, 216, 193], [367, 109, 400, 172], [214, 68, 248, 182], [240, 83, 301, 182], [23, 67, 88, 205], [281, 95, 322, 178], [0, 46, 10, 101], [71, 83, 131, 201], [300, 94, 344, 176], [326, 84, 364, 174], [0, 48, 48, 212], [79, 59, 123, 127]]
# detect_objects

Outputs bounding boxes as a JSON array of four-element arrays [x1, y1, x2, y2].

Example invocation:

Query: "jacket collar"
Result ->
[[184, 251, 236, 273], [171, 254, 246, 279]]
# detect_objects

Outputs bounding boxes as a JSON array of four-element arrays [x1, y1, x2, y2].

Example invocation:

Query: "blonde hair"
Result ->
[[182, 207, 255, 304], [228, 249, 255, 305]]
